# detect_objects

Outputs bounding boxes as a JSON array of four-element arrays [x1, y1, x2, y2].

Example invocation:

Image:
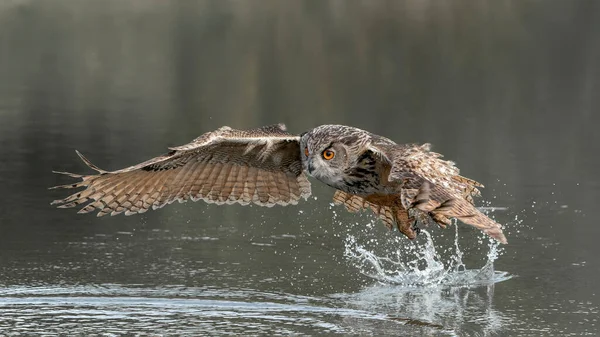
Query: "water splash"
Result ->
[[344, 223, 511, 287]]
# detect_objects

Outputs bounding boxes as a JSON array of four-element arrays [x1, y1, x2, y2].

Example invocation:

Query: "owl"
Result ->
[[50, 124, 507, 244]]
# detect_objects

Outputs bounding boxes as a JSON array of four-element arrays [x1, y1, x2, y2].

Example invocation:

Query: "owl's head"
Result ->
[[299, 125, 368, 188]]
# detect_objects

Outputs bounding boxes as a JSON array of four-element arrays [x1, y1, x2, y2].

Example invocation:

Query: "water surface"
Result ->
[[0, 1, 599, 335]]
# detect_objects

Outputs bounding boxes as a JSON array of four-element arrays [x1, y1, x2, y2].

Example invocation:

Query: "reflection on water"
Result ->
[[335, 283, 504, 336]]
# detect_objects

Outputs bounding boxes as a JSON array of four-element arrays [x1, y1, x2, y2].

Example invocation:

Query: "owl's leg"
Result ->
[[394, 207, 418, 240], [411, 219, 421, 235], [431, 212, 451, 229], [404, 208, 420, 235]]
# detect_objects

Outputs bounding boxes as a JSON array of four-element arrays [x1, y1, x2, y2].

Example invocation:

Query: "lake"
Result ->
[[0, 1, 599, 335]]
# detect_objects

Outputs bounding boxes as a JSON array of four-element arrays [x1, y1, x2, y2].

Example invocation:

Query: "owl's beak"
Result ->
[[307, 160, 315, 175]]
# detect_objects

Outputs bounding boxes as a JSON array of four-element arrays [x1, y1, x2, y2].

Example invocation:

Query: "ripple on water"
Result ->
[[0, 285, 451, 335]]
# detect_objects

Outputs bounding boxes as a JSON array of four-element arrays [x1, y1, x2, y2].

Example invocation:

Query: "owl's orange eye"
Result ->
[[322, 149, 335, 160], [304, 147, 309, 157]]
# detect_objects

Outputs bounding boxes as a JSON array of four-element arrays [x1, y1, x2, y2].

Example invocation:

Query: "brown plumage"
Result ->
[[51, 124, 507, 244]]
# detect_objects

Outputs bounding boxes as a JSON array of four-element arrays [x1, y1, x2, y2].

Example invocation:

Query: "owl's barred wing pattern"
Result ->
[[332, 190, 419, 239], [372, 143, 507, 244], [50, 124, 312, 216], [333, 190, 395, 230]]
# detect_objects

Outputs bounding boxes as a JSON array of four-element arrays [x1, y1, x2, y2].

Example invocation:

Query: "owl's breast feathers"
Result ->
[[338, 149, 387, 195]]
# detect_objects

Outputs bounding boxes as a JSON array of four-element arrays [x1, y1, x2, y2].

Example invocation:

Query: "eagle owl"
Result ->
[[50, 124, 507, 244]]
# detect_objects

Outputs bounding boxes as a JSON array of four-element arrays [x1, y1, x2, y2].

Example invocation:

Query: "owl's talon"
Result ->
[[411, 220, 421, 236]]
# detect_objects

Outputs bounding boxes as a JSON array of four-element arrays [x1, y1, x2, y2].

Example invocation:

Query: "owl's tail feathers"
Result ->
[[431, 198, 508, 244]]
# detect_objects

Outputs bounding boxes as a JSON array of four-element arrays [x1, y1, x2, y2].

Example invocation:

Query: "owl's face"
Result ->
[[300, 137, 348, 189], [300, 126, 366, 189]]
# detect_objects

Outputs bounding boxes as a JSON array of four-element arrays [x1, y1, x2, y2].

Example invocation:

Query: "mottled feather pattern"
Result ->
[[372, 142, 506, 243], [312, 126, 505, 243], [385, 143, 482, 201], [52, 123, 506, 244], [51, 125, 311, 216], [340, 150, 381, 195]]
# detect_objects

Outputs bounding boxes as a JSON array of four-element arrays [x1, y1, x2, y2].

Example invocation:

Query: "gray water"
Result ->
[[1, 1, 599, 335]]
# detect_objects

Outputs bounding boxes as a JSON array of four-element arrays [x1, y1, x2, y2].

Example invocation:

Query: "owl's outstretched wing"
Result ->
[[50, 124, 311, 216], [371, 142, 507, 244]]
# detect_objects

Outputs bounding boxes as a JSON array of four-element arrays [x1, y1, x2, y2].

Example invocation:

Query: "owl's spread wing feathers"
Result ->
[[383, 143, 482, 200], [370, 143, 507, 244], [333, 190, 408, 233], [50, 124, 311, 216]]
